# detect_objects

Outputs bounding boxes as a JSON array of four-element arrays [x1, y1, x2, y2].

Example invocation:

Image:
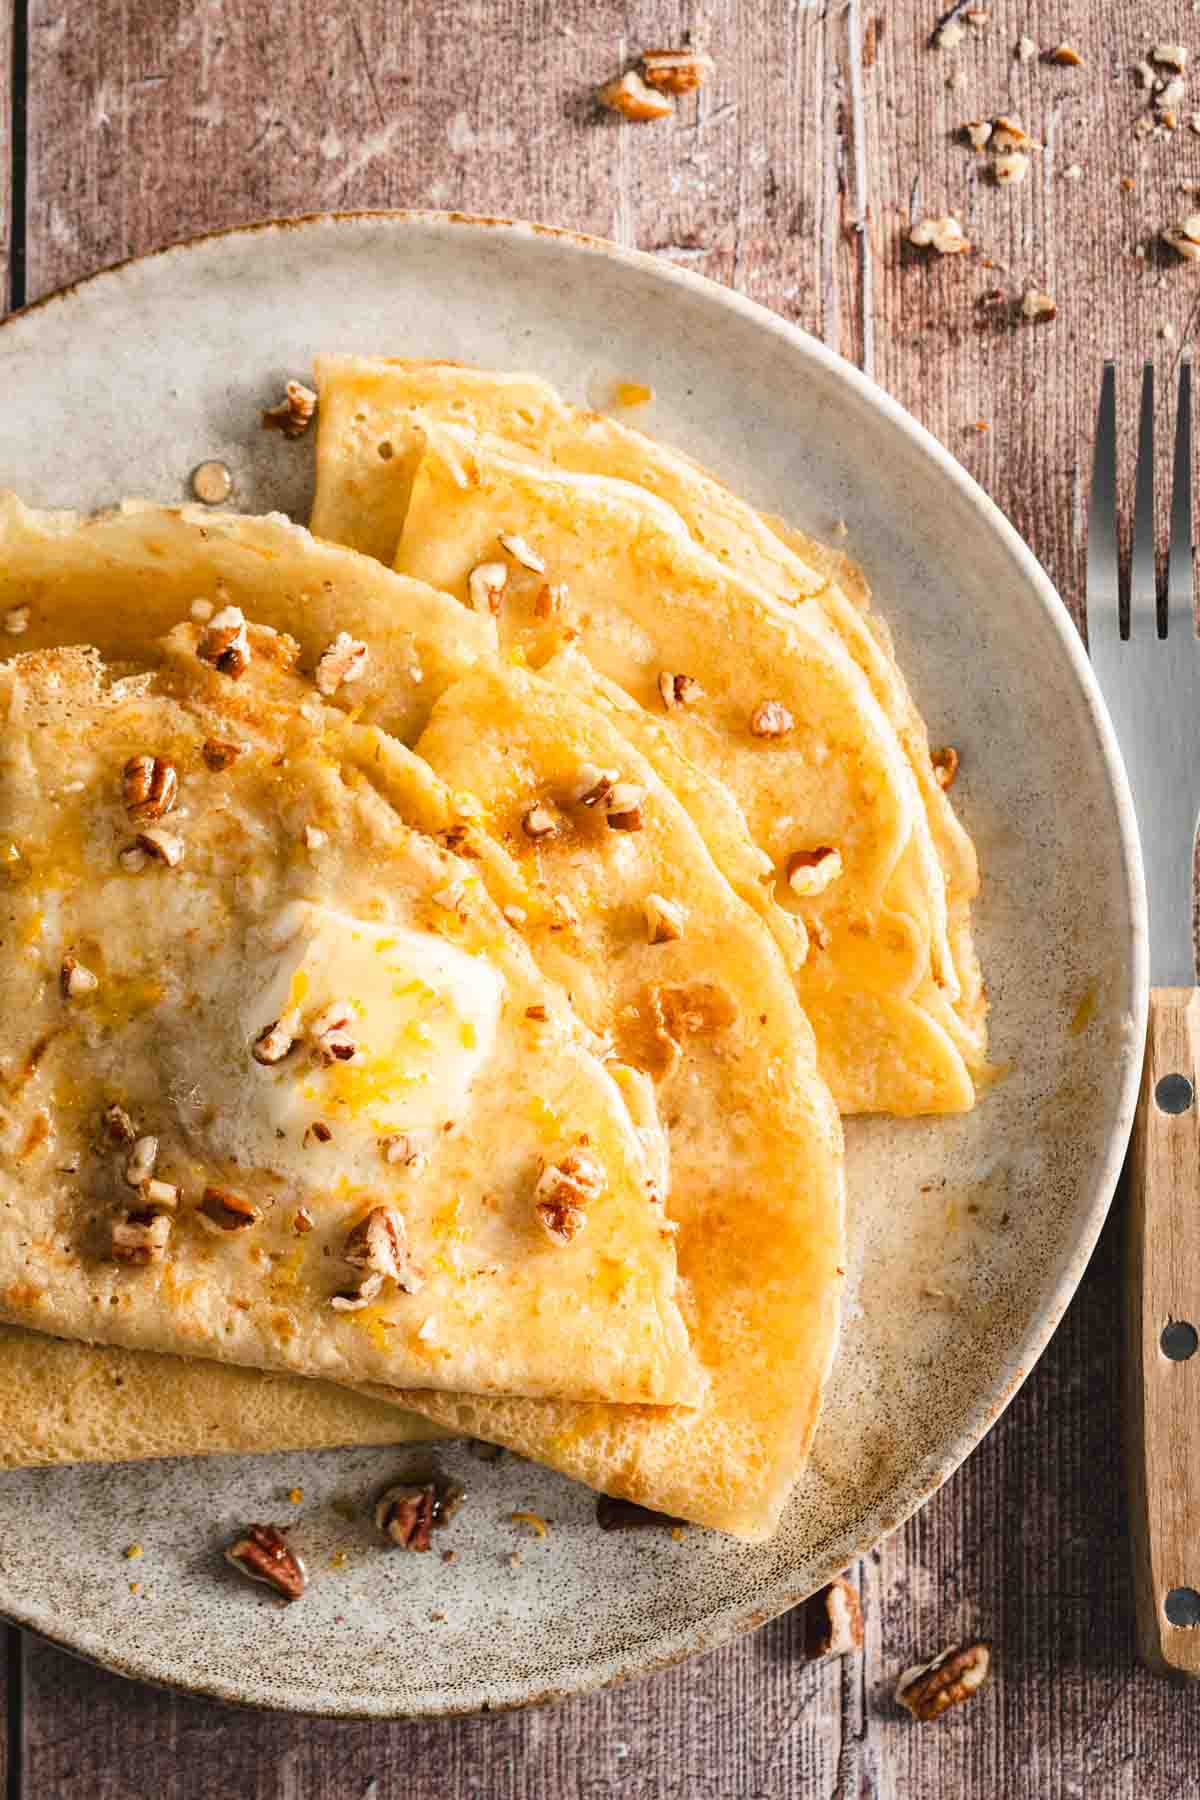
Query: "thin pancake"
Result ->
[[0, 630, 700, 1407]]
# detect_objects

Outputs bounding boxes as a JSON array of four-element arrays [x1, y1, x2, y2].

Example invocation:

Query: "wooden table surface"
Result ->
[[3, 0, 1200, 1792]]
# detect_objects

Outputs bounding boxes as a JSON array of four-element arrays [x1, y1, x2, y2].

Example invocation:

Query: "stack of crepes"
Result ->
[[0, 359, 985, 1541]]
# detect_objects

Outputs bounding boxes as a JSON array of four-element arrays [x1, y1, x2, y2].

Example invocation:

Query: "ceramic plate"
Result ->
[[0, 213, 1146, 1716]]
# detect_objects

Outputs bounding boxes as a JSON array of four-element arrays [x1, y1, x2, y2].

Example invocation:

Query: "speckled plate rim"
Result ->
[[0, 210, 1149, 1715]]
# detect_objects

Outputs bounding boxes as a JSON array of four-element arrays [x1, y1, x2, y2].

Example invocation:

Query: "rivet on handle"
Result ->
[[1161, 1321, 1199, 1360], [1165, 1587, 1200, 1627], [1155, 1073, 1195, 1114]]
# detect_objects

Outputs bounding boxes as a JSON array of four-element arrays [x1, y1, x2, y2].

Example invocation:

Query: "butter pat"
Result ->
[[247, 904, 503, 1146]]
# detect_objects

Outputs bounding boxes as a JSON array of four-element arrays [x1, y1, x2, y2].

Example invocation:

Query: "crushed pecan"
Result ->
[[375, 1478, 465, 1550], [750, 700, 795, 739], [598, 70, 675, 120], [909, 215, 970, 255], [932, 746, 960, 788], [330, 1271, 385, 1311], [534, 582, 567, 619], [111, 1208, 171, 1265], [315, 631, 369, 695], [252, 1011, 301, 1066], [467, 561, 508, 614], [801, 1577, 865, 1661], [343, 1203, 423, 1294], [122, 754, 179, 823], [310, 1000, 359, 1065], [133, 827, 185, 868], [198, 1185, 261, 1232], [571, 763, 619, 808], [197, 605, 250, 679], [202, 736, 248, 771], [605, 782, 645, 831], [497, 531, 545, 572], [641, 47, 714, 94], [521, 804, 558, 842], [124, 1135, 159, 1187], [60, 955, 98, 999], [786, 846, 844, 897], [1164, 215, 1200, 261], [535, 1149, 606, 1245], [896, 1642, 992, 1721], [262, 380, 318, 438], [658, 670, 704, 710], [644, 893, 685, 944], [303, 1120, 332, 1146], [225, 1523, 307, 1601]]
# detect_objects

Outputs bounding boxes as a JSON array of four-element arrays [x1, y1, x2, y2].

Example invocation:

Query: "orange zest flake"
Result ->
[[669, 1525, 687, 1542], [330, 1550, 347, 1569], [123, 1543, 144, 1560], [128, 1582, 142, 1595], [1069, 981, 1098, 1036], [509, 1511, 549, 1539], [431, 1196, 465, 1244], [288, 1487, 304, 1505], [614, 380, 654, 409]]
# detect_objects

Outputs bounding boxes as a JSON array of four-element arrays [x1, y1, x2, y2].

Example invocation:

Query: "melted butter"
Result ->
[[614, 380, 654, 409]]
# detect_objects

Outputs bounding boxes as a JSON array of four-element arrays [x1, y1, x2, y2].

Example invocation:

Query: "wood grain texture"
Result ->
[[1, 0, 12, 306], [1125, 989, 1200, 1675], [9, 0, 1200, 1793]]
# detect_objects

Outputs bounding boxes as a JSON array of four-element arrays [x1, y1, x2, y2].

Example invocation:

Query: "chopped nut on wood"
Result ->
[[252, 1011, 301, 1066], [1021, 289, 1056, 322], [801, 1577, 865, 1661], [202, 736, 248, 771], [262, 380, 318, 438], [3, 604, 30, 635], [134, 827, 185, 868], [991, 115, 1041, 152], [644, 893, 685, 944], [598, 70, 675, 120], [1045, 42, 1082, 66], [641, 48, 715, 94], [467, 560, 509, 615], [909, 215, 970, 255], [197, 605, 250, 679], [111, 1208, 171, 1265], [535, 1149, 606, 1245], [124, 1135, 159, 1188], [658, 670, 705, 710], [896, 1642, 992, 1721], [963, 119, 992, 150], [122, 754, 179, 824], [1016, 33, 1037, 60], [344, 1203, 423, 1294], [1153, 44, 1189, 72], [932, 746, 960, 788], [498, 531, 545, 572], [225, 1523, 307, 1601], [993, 150, 1030, 185], [750, 699, 796, 739], [60, 955, 98, 999], [198, 1185, 261, 1232], [605, 782, 646, 831], [315, 631, 369, 695], [1164, 215, 1200, 260], [786, 846, 844, 897], [934, 18, 966, 50], [521, 804, 558, 842], [1135, 58, 1157, 89]]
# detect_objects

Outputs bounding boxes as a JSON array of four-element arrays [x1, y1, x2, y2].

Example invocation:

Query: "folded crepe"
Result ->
[[0, 499, 845, 1535], [309, 357, 985, 1115], [0, 627, 706, 1405]]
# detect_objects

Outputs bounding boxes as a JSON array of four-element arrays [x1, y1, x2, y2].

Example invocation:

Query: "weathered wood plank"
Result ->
[[1, 0, 13, 307], [12, 0, 1200, 1794]]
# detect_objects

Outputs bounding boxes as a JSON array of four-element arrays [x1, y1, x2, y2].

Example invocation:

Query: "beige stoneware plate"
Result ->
[[0, 212, 1146, 1717]]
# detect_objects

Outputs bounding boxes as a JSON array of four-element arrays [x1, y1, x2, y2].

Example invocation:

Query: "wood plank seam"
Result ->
[[7, 0, 26, 311]]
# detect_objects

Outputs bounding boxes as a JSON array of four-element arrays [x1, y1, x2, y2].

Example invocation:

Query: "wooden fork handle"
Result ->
[[1125, 986, 1200, 1673]]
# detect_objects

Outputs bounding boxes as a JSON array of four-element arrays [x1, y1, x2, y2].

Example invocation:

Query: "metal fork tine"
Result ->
[[1086, 361, 1119, 645], [1131, 361, 1158, 636], [1167, 356, 1194, 637]]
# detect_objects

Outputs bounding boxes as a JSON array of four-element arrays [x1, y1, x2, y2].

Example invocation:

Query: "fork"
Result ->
[[1090, 359, 1200, 1674]]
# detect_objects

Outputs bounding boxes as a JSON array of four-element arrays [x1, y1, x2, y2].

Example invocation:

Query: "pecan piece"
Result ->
[[644, 893, 685, 944], [786, 846, 844, 897], [571, 763, 619, 808], [197, 605, 251, 679], [225, 1523, 307, 1601], [111, 1208, 171, 1265], [497, 531, 545, 572], [252, 1011, 301, 1066], [801, 1577, 865, 1661], [315, 631, 369, 695], [909, 215, 970, 255], [535, 1149, 606, 1245], [521, 804, 558, 842], [641, 47, 715, 94], [121, 754, 178, 824], [343, 1203, 423, 1294], [598, 70, 675, 119], [658, 670, 704, 710], [750, 700, 795, 739], [198, 1185, 261, 1232], [60, 955, 98, 999], [375, 1478, 465, 1550], [605, 782, 646, 831], [202, 736, 248, 771], [262, 380, 318, 438], [931, 746, 960, 789], [330, 1271, 385, 1311], [134, 827, 185, 868], [124, 1135, 159, 1187], [896, 1641, 992, 1721], [310, 1000, 359, 1065], [467, 561, 508, 615]]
